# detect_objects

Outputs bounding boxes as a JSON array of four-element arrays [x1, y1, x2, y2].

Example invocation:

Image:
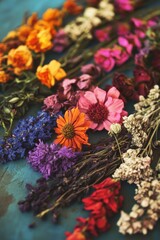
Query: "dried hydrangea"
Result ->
[[117, 179, 160, 235], [113, 149, 153, 184]]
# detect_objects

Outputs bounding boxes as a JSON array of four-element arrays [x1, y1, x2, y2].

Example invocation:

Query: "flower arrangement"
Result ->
[[0, 0, 160, 239]]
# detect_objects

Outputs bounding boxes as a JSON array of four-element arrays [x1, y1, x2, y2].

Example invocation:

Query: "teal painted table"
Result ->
[[0, 1, 160, 239]]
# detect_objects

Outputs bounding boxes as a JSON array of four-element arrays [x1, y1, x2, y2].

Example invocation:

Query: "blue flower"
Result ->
[[0, 111, 60, 163]]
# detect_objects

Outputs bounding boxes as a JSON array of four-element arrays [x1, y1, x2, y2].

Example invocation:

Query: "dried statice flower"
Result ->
[[123, 114, 148, 147], [117, 179, 160, 235], [123, 85, 160, 148], [113, 149, 153, 184], [134, 85, 160, 117], [0, 111, 59, 163], [27, 140, 81, 179]]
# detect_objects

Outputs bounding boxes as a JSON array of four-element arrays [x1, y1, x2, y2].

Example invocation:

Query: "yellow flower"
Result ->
[[7, 45, 33, 75], [42, 8, 62, 27], [33, 20, 56, 37], [0, 70, 10, 83], [26, 29, 53, 53], [36, 60, 66, 88], [17, 25, 32, 42]]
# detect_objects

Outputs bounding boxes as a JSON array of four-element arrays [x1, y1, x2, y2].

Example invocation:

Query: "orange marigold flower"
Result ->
[[33, 20, 56, 37], [17, 25, 32, 42], [0, 43, 7, 54], [36, 60, 66, 88], [63, 0, 83, 15], [0, 70, 10, 83], [26, 29, 53, 53], [27, 12, 38, 27], [54, 107, 90, 150], [0, 43, 7, 62], [7, 45, 33, 75], [42, 8, 62, 27]]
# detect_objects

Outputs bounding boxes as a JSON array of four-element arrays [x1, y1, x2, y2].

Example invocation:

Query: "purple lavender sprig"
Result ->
[[27, 140, 81, 179], [0, 111, 60, 163]]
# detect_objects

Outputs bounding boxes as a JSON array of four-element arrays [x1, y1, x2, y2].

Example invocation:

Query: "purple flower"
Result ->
[[53, 29, 70, 52], [27, 140, 81, 179]]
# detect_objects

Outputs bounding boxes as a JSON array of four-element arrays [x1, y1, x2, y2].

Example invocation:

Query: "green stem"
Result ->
[[39, 53, 45, 66]]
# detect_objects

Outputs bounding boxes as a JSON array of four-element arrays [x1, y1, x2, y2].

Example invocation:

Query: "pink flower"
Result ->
[[94, 45, 130, 72], [94, 26, 112, 42], [94, 48, 116, 72], [118, 36, 133, 54], [117, 22, 130, 36], [78, 86, 127, 131], [115, 0, 134, 12]]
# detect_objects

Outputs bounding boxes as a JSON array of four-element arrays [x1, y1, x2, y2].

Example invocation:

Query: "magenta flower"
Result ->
[[94, 26, 112, 42], [94, 48, 116, 72], [115, 0, 134, 12], [94, 46, 130, 72], [78, 86, 127, 131]]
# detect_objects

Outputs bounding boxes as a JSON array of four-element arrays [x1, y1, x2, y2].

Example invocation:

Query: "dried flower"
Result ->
[[81, 63, 102, 79], [66, 178, 123, 239], [36, 60, 66, 88], [117, 179, 160, 235], [94, 26, 112, 42], [112, 73, 135, 101], [94, 45, 130, 72], [28, 140, 81, 179], [7, 45, 33, 75], [26, 29, 53, 53], [54, 107, 90, 150], [42, 8, 62, 27], [63, 0, 83, 15], [113, 149, 153, 184], [53, 29, 70, 52], [0, 111, 59, 163], [0, 70, 10, 83], [78, 86, 127, 131], [109, 123, 121, 135], [17, 25, 32, 42]]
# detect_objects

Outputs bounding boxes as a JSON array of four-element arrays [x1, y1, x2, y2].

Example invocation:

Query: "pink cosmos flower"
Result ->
[[78, 86, 127, 131]]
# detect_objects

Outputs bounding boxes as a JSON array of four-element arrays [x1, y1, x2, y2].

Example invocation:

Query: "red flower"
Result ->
[[112, 73, 135, 102], [65, 178, 123, 239]]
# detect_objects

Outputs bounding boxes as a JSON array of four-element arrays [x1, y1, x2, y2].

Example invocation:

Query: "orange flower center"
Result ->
[[13, 54, 26, 67], [62, 123, 75, 139], [88, 103, 108, 124]]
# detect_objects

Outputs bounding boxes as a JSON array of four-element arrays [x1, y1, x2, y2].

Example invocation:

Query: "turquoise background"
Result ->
[[0, 0, 160, 239]]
